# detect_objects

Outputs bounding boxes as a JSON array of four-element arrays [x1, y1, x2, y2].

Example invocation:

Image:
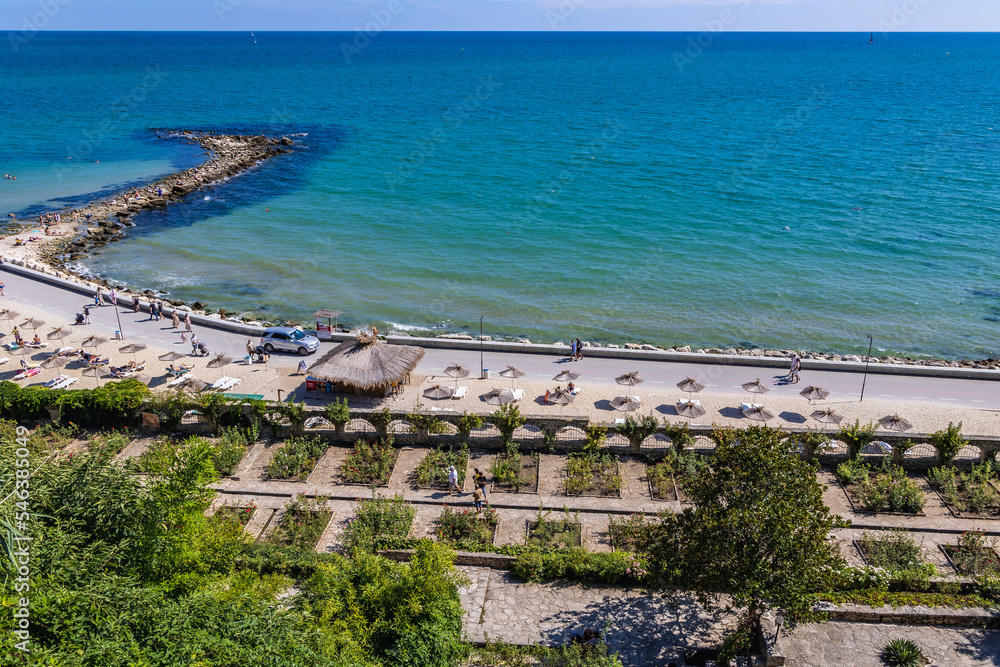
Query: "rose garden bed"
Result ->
[[266, 435, 327, 481], [526, 508, 582, 548], [835, 459, 925, 515], [490, 452, 539, 494], [943, 532, 1000, 576], [435, 505, 499, 549], [414, 444, 469, 489], [212, 501, 258, 527], [928, 463, 1000, 519], [564, 453, 621, 497], [340, 437, 399, 486], [267, 494, 332, 549]]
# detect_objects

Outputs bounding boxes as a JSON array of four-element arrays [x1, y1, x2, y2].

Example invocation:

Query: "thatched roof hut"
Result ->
[[307, 334, 425, 397]]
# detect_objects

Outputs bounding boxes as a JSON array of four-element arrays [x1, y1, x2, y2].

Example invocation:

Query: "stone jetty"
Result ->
[[34, 131, 292, 267]]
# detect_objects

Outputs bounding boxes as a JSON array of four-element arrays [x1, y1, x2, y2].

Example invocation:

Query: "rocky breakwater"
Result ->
[[36, 131, 293, 268]]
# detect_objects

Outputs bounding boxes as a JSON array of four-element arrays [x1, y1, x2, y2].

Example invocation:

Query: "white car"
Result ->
[[260, 327, 320, 356]]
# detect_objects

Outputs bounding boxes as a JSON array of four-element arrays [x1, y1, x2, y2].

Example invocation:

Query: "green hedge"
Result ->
[[0, 379, 150, 428]]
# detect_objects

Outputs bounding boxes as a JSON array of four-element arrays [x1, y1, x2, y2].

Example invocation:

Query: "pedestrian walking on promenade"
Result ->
[[789, 353, 801, 384], [184, 312, 192, 332], [83, 305, 91, 324], [576, 338, 583, 361], [171, 310, 180, 328], [447, 465, 461, 495], [570, 339, 577, 361]]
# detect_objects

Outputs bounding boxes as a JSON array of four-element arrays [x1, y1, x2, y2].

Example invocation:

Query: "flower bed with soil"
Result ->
[[435, 505, 499, 550], [340, 437, 399, 486], [943, 532, 1000, 576], [212, 501, 257, 527], [266, 435, 326, 481], [564, 453, 621, 498], [341, 493, 415, 552], [835, 459, 925, 515], [414, 444, 469, 489], [928, 463, 1000, 519], [490, 452, 539, 494], [645, 451, 706, 501], [526, 508, 582, 548], [267, 495, 332, 549]]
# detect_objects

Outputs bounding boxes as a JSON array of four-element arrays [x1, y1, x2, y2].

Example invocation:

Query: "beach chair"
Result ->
[[741, 403, 762, 413], [13, 366, 41, 381], [0, 358, 9, 365], [208, 377, 229, 391], [166, 375, 189, 388], [613, 418, 626, 426], [511, 389, 524, 401], [45, 375, 70, 388], [452, 386, 468, 399], [220, 378, 241, 391], [25, 342, 47, 349], [166, 366, 191, 378], [2, 343, 19, 351], [53, 377, 77, 390]]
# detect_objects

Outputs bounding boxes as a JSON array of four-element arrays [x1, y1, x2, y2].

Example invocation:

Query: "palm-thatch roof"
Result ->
[[308, 337, 424, 391]]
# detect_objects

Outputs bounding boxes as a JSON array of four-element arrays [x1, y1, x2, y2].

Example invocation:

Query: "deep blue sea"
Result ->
[[2, 32, 999, 359]]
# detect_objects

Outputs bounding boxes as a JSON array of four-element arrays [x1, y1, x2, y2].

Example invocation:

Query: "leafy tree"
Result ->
[[930, 422, 967, 464], [654, 426, 849, 660], [838, 420, 877, 460], [324, 398, 351, 426], [492, 403, 526, 451]]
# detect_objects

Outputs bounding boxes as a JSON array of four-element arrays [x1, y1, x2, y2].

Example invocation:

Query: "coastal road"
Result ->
[[4, 268, 999, 410]]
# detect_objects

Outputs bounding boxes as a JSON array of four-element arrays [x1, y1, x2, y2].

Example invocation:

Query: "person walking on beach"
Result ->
[[447, 465, 461, 495], [789, 353, 801, 384], [184, 312, 192, 332], [171, 310, 180, 329]]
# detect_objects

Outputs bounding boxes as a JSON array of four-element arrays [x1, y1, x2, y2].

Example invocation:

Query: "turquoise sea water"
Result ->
[[2, 32, 999, 359]]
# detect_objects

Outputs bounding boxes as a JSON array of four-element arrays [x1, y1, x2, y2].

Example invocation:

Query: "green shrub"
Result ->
[[493, 403, 526, 450], [663, 421, 695, 452], [929, 463, 999, 514], [859, 531, 924, 571], [368, 407, 393, 431], [341, 436, 398, 485], [324, 397, 350, 425], [838, 420, 877, 460], [883, 638, 926, 667], [949, 531, 1000, 576], [212, 424, 257, 476], [266, 435, 327, 480], [341, 493, 416, 553], [608, 513, 666, 554], [491, 451, 535, 491], [132, 435, 186, 474], [55, 379, 151, 428], [414, 444, 469, 488], [838, 460, 924, 513], [930, 422, 966, 464], [458, 411, 485, 437], [583, 423, 608, 456], [213, 500, 258, 527], [615, 414, 659, 450], [512, 548, 647, 585]]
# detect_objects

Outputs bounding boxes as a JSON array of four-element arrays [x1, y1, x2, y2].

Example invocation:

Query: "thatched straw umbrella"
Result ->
[[499, 365, 525, 389], [799, 385, 831, 404], [443, 364, 471, 388], [424, 384, 455, 400], [307, 334, 425, 397], [47, 326, 73, 341], [158, 351, 185, 362], [610, 395, 641, 412]]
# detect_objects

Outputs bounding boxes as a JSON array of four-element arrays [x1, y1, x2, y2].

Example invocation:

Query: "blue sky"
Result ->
[[2, 0, 995, 32]]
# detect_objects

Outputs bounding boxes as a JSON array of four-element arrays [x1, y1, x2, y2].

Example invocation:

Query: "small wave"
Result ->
[[203, 195, 211, 201]]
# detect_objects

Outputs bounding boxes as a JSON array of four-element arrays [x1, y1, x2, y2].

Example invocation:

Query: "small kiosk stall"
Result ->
[[313, 309, 342, 341], [306, 331, 425, 398]]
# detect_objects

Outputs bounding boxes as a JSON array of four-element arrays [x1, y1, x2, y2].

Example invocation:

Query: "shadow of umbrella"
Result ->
[[811, 408, 844, 426], [499, 365, 525, 388], [47, 326, 73, 342], [879, 414, 912, 433], [799, 385, 831, 404], [553, 370, 581, 383], [82, 366, 111, 383], [610, 395, 641, 412], [482, 388, 516, 406], [424, 384, 456, 400], [443, 364, 470, 388], [742, 405, 775, 422]]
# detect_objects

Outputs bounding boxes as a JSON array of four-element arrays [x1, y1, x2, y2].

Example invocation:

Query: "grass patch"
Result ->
[[815, 589, 991, 609]]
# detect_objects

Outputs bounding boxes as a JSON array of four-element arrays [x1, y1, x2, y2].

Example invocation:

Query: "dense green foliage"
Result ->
[[341, 493, 416, 553], [266, 435, 328, 480], [527, 507, 581, 548], [0, 428, 471, 666], [512, 549, 647, 586], [0, 378, 150, 427], [341, 437, 398, 485], [838, 420, 878, 460], [930, 421, 967, 464]]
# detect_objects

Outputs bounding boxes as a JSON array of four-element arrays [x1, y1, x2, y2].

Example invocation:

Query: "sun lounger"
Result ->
[[52, 377, 77, 390], [208, 377, 241, 392], [3, 343, 20, 351], [613, 418, 626, 426], [166, 366, 192, 377], [741, 403, 762, 413], [220, 377, 241, 391], [45, 375, 70, 388], [452, 386, 468, 399], [0, 358, 8, 365], [25, 342, 47, 349], [166, 374, 190, 388], [13, 366, 41, 381], [511, 389, 524, 401]]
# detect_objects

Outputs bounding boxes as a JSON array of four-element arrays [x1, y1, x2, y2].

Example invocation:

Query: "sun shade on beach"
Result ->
[[553, 370, 581, 382], [443, 364, 471, 379], [307, 335, 424, 397], [676, 377, 706, 394], [47, 327, 73, 341], [610, 395, 641, 412], [82, 334, 108, 348], [811, 408, 844, 425], [19, 318, 45, 330], [742, 405, 775, 422], [799, 385, 831, 402], [424, 384, 456, 400], [119, 343, 148, 355], [206, 353, 234, 369], [741, 379, 770, 395], [615, 372, 643, 387], [676, 401, 706, 419], [548, 388, 575, 405], [40, 356, 69, 369], [482, 388, 516, 406], [879, 414, 913, 432]]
